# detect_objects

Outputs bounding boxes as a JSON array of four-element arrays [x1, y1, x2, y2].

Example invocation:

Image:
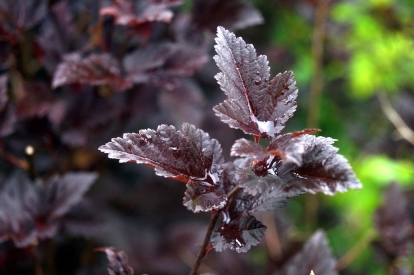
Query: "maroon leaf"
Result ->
[[0, 172, 38, 247], [52, 53, 133, 92], [124, 43, 176, 83], [213, 27, 298, 137], [217, 161, 241, 195], [238, 168, 285, 196], [267, 131, 320, 166], [0, 74, 8, 110], [125, 42, 208, 86], [231, 138, 268, 161], [100, 0, 183, 26], [281, 230, 337, 275], [0, 171, 98, 247], [16, 82, 66, 125], [99, 123, 226, 212], [158, 78, 206, 127], [374, 183, 412, 257], [191, 0, 263, 32], [97, 247, 134, 275], [43, 173, 98, 219], [211, 214, 266, 253], [0, 0, 47, 30], [37, 1, 78, 73], [276, 136, 362, 196], [211, 178, 288, 253], [0, 73, 16, 137]]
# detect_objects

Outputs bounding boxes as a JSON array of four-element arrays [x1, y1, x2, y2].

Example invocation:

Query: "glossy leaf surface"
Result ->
[[213, 27, 298, 137], [99, 123, 226, 212]]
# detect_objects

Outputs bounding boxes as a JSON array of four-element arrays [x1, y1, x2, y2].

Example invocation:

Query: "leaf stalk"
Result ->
[[189, 210, 220, 275]]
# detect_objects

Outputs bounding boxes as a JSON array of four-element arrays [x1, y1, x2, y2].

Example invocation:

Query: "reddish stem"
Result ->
[[189, 210, 220, 275]]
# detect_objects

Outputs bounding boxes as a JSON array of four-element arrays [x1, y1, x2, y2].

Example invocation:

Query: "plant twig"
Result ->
[[180, 250, 217, 274], [378, 92, 414, 146], [307, 0, 330, 129], [262, 212, 282, 261], [189, 210, 220, 275], [0, 147, 29, 170], [336, 229, 377, 271]]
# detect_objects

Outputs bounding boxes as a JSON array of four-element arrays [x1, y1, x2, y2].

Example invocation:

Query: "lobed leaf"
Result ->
[[97, 247, 134, 275], [191, 0, 263, 32], [0, 171, 98, 247], [268, 130, 320, 166], [374, 183, 412, 256], [231, 138, 268, 161], [276, 136, 362, 196], [213, 27, 298, 137], [0, 74, 16, 137], [212, 170, 289, 253], [99, 123, 227, 212], [52, 53, 133, 92], [0, 0, 47, 30], [100, 0, 182, 26], [211, 214, 266, 253], [281, 230, 337, 275], [0, 74, 8, 110]]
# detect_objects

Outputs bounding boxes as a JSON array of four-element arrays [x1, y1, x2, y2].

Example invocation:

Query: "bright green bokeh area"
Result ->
[[331, 1, 414, 99], [325, 155, 414, 272]]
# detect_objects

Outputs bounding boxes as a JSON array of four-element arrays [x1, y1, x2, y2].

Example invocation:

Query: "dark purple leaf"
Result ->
[[0, 74, 8, 110], [281, 230, 337, 275], [52, 53, 133, 92], [217, 161, 241, 195], [238, 168, 284, 196], [0, 0, 47, 30], [37, 1, 80, 73], [43, 173, 98, 219], [158, 78, 206, 126], [213, 27, 298, 137], [231, 138, 268, 161], [99, 123, 226, 212], [374, 183, 412, 257], [61, 199, 105, 237], [191, 0, 263, 32], [268, 130, 320, 165], [211, 214, 266, 253], [0, 74, 16, 137], [124, 43, 176, 83], [0, 172, 38, 247], [233, 133, 360, 196], [100, 0, 182, 26], [275, 136, 362, 196], [16, 82, 66, 125], [212, 177, 288, 253], [97, 247, 134, 275], [0, 171, 98, 247]]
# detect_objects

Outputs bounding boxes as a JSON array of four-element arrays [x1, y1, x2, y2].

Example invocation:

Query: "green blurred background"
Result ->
[[236, 0, 414, 273]]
